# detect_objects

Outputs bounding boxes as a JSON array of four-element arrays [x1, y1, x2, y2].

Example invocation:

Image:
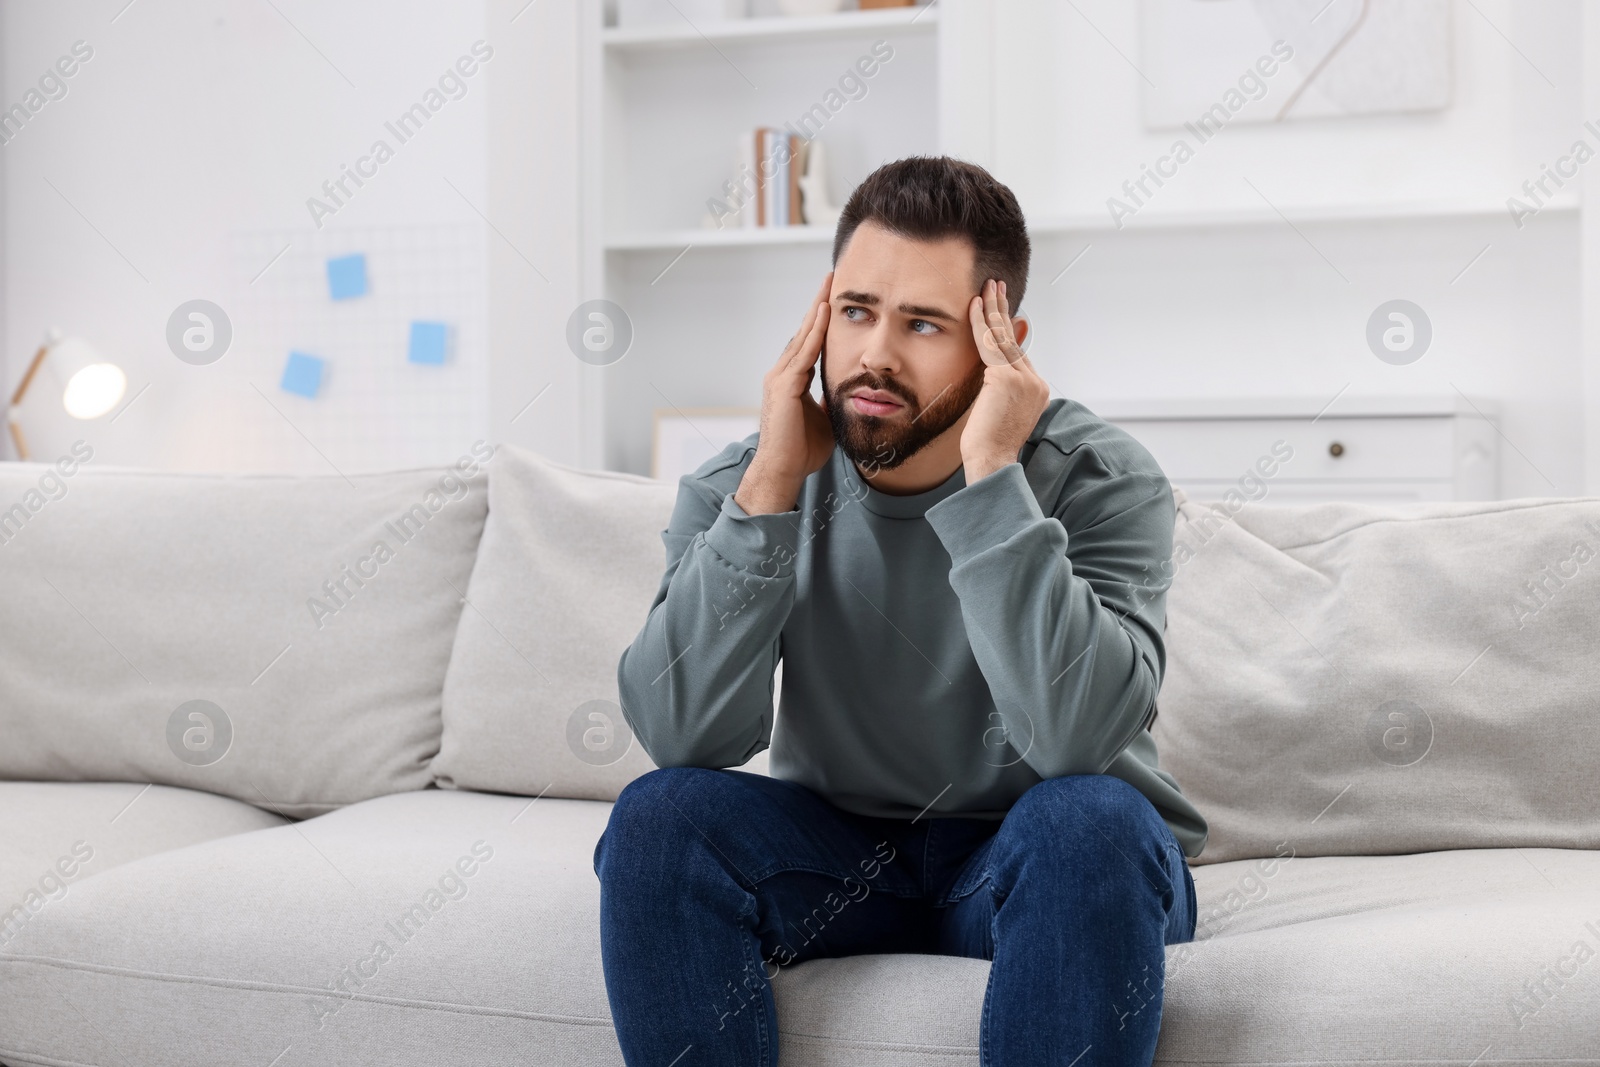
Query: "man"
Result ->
[[594, 156, 1207, 1067]]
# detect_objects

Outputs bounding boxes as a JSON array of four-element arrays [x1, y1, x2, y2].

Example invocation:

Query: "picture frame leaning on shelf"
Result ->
[[652, 407, 760, 482]]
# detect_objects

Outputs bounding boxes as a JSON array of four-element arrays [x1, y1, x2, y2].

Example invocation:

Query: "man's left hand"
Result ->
[[962, 279, 1051, 484]]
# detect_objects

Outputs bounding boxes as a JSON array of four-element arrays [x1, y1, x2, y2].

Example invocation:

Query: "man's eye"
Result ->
[[911, 319, 939, 335], [844, 307, 869, 322]]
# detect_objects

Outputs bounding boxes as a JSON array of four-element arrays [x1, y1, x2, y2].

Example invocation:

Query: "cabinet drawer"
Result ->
[[1108, 417, 1457, 483]]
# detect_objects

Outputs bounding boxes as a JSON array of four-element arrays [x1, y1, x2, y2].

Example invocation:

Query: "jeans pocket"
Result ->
[[1185, 863, 1198, 941], [940, 835, 995, 905], [1171, 846, 1198, 944]]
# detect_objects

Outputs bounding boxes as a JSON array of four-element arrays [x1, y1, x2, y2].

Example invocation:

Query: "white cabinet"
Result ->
[[1093, 396, 1499, 504]]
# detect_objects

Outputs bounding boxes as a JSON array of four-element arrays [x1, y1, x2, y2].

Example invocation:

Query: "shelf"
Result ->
[[1088, 394, 1500, 421], [1029, 195, 1579, 235], [609, 198, 1580, 252], [603, 5, 937, 51], [607, 225, 838, 251]]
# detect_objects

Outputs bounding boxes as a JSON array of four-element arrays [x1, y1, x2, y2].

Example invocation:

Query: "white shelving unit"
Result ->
[[602, 6, 939, 51], [577, 0, 998, 474], [605, 225, 838, 251], [1029, 196, 1581, 237]]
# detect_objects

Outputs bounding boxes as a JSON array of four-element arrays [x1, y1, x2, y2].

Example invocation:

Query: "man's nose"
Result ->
[[858, 326, 900, 377]]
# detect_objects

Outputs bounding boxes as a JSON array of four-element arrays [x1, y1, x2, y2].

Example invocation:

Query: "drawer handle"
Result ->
[[1328, 441, 1345, 458]]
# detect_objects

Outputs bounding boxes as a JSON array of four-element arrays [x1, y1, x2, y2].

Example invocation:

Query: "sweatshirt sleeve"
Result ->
[[923, 455, 1174, 778], [616, 448, 802, 769]]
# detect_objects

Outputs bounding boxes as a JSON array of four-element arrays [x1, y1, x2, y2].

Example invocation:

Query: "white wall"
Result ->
[[983, 0, 1587, 498], [0, 0, 512, 471], [1580, 0, 1600, 494], [485, 0, 591, 473]]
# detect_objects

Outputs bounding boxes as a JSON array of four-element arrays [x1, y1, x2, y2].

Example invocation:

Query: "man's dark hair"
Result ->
[[832, 155, 1031, 314]]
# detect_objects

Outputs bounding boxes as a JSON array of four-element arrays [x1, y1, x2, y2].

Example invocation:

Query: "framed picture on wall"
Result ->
[[1139, 0, 1452, 128], [652, 407, 760, 483]]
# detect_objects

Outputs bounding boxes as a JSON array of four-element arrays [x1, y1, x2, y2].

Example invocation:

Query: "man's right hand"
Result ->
[[734, 272, 836, 516]]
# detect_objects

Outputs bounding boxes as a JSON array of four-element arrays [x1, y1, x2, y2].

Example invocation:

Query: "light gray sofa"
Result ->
[[2, 439, 1598, 1066]]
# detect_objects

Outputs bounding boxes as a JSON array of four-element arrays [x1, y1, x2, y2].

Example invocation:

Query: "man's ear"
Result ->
[[1013, 316, 1030, 349]]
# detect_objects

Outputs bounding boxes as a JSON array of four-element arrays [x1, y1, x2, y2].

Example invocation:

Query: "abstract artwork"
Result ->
[[1140, 0, 1453, 129]]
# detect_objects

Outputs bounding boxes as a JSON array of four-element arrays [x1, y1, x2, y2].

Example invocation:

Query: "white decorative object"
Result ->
[[799, 138, 841, 229], [778, 0, 845, 15], [1139, 0, 1452, 128], [618, 0, 747, 29]]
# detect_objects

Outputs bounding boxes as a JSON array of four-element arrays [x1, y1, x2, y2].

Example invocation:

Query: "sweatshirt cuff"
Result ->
[[924, 462, 1046, 567], [702, 492, 801, 579]]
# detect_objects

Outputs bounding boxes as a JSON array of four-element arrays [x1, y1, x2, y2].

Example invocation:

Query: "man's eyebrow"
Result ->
[[834, 289, 963, 323]]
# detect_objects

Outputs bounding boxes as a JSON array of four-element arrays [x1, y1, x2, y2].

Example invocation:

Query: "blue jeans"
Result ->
[[593, 767, 1197, 1067]]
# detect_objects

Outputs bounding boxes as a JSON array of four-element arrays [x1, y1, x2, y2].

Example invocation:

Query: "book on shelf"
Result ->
[[747, 127, 810, 228]]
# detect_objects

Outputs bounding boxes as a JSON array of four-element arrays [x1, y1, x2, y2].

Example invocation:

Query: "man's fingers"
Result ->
[[989, 280, 1033, 370], [783, 274, 829, 345], [779, 273, 834, 370], [972, 282, 1026, 369], [779, 305, 814, 374], [805, 271, 832, 342], [804, 300, 829, 363], [986, 310, 1025, 367], [969, 295, 1005, 367], [782, 301, 829, 378]]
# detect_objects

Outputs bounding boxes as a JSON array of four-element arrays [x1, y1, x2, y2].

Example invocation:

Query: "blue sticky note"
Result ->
[[281, 351, 325, 397], [326, 254, 368, 300], [408, 321, 448, 365]]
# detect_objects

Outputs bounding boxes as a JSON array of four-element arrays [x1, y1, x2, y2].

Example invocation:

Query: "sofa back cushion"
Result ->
[[434, 444, 680, 800], [0, 444, 490, 818], [1154, 488, 1600, 864]]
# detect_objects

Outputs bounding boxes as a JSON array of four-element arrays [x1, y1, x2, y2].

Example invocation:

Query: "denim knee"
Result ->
[[1006, 774, 1165, 854], [595, 766, 732, 879]]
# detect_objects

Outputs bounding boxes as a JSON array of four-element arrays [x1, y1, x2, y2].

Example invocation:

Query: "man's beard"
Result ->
[[824, 359, 986, 475]]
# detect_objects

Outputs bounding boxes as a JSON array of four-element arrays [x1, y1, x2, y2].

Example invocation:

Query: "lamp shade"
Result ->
[[46, 335, 126, 419], [7, 332, 127, 461]]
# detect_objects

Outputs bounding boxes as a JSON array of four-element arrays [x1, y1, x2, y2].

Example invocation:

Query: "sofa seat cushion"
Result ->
[[1, 790, 1596, 1067], [1188, 844, 1600, 943], [0, 781, 287, 950], [1167, 846, 1600, 1062], [0, 790, 624, 1067]]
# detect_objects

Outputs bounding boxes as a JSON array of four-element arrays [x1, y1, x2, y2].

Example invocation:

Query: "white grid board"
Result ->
[[230, 222, 490, 473]]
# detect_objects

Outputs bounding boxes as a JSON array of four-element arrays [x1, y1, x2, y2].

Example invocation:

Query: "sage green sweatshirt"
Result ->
[[616, 397, 1208, 859]]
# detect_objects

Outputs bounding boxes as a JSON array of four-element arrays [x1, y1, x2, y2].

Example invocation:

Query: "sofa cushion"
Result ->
[[1166, 846, 1600, 1062], [0, 451, 491, 817], [1185, 841, 1600, 945], [435, 444, 770, 802], [0, 781, 286, 950], [2, 787, 1597, 1067], [1155, 489, 1600, 864]]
